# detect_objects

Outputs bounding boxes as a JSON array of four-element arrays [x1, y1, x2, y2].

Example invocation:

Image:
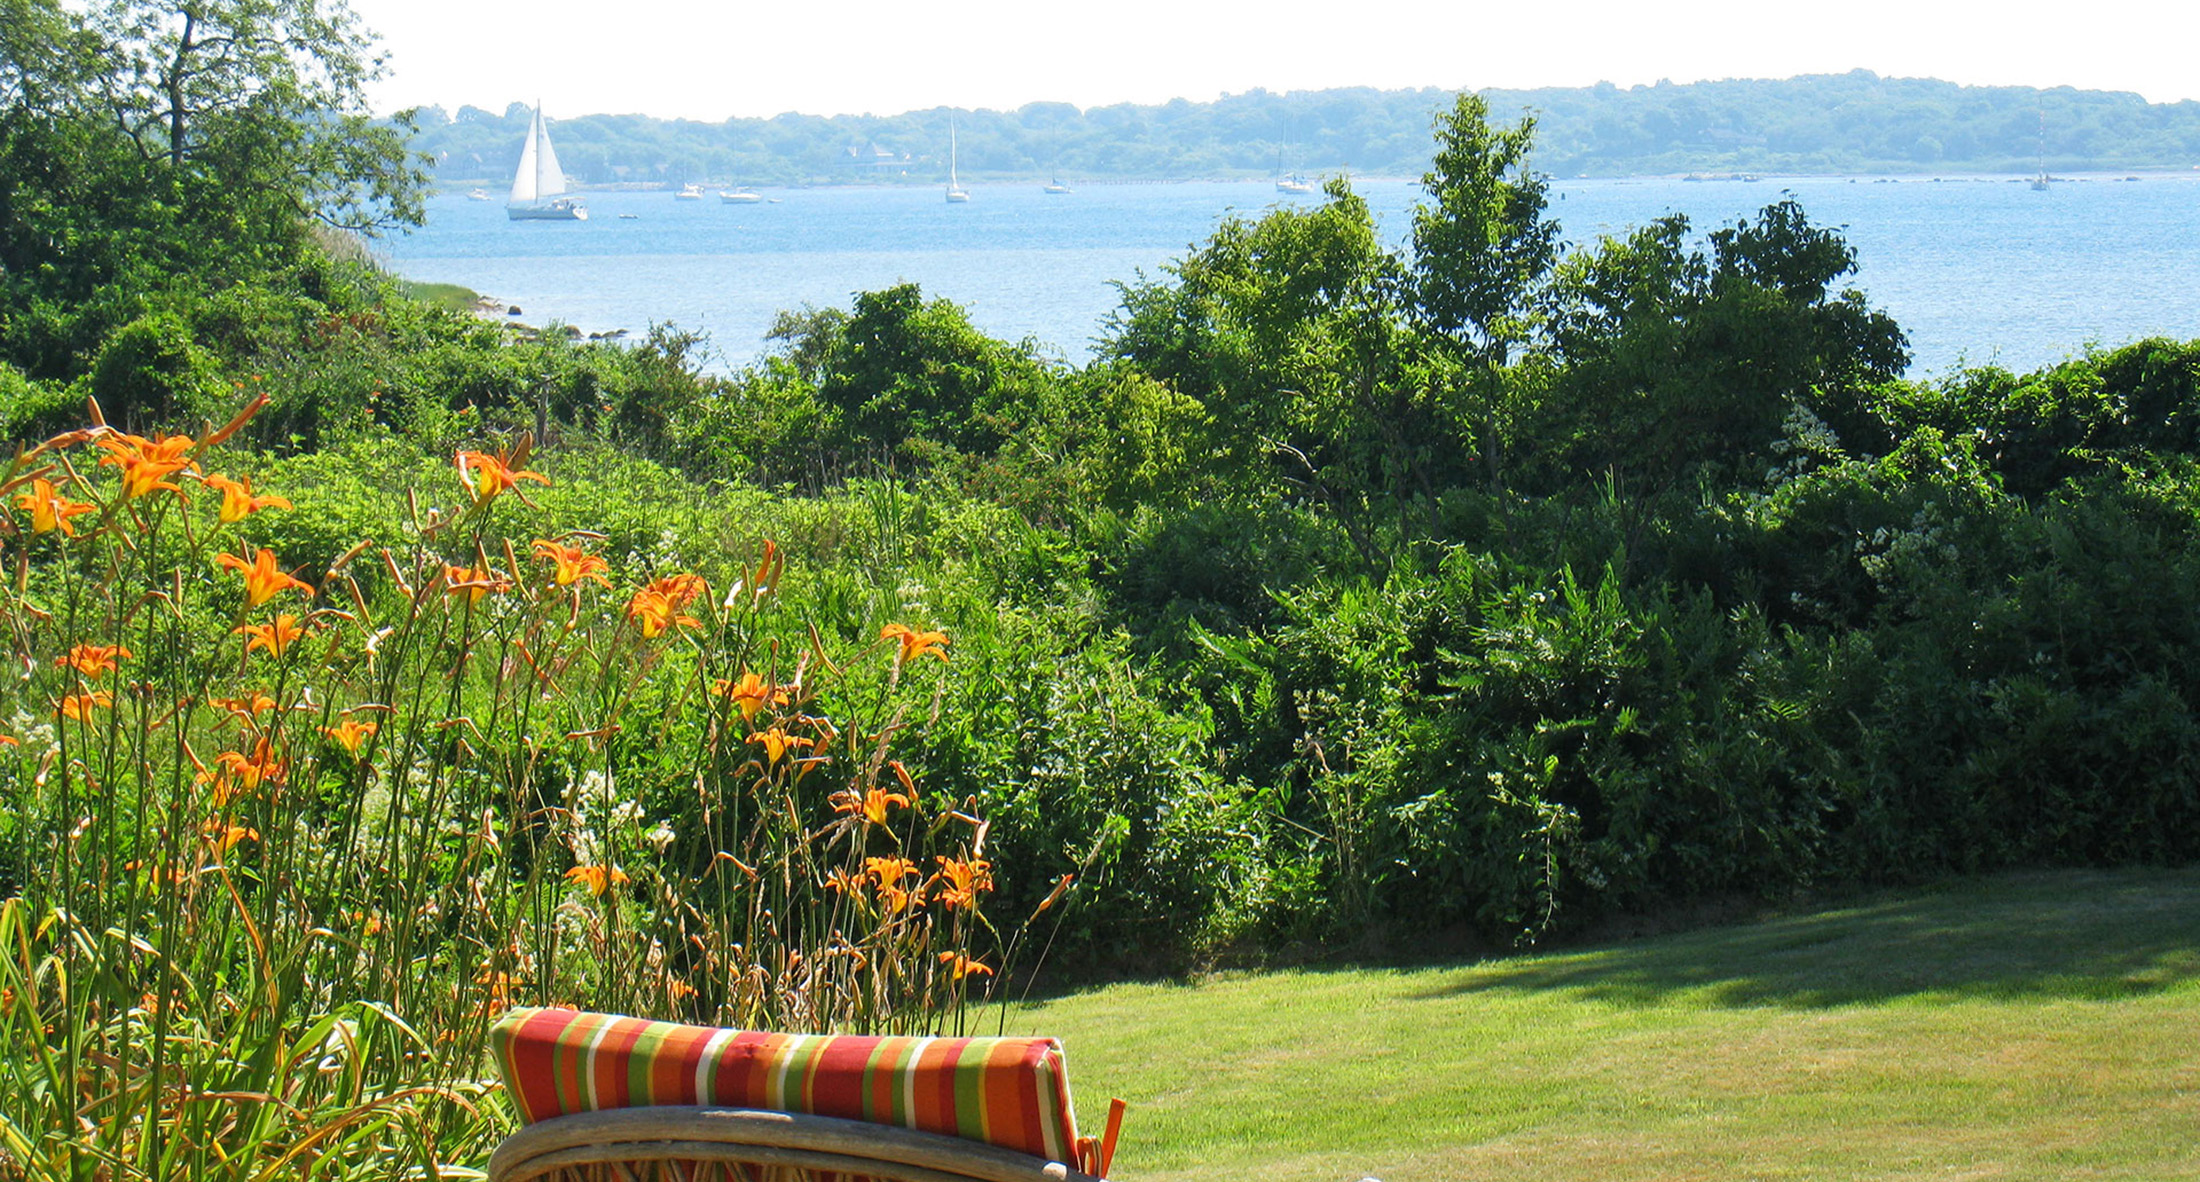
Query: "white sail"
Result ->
[[509, 107, 542, 204], [509, 104, 570, 206], [945, 117, 969, 202], [534, 109, 568, 200]]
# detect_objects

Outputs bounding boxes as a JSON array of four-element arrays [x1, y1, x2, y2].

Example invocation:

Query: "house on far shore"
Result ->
[[845, 143, 910, 174]]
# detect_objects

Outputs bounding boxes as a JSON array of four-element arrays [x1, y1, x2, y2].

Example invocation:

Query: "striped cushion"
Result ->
[[490, 1008, 1083, 1164]]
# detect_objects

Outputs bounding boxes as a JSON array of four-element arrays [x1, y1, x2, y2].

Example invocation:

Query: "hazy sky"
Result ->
[[356, 0, 2200, 119]]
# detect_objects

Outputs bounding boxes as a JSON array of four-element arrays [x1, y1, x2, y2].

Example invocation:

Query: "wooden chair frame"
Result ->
[[487, 1106, 1106, 1182]]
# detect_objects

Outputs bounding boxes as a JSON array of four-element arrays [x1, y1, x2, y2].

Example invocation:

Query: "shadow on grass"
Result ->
[[1410, 867, 2200, 1009]]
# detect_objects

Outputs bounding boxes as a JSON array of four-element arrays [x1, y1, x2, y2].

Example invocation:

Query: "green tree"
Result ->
[[1102, 181, 1416, 564], [808, 283, 1059, 464], [1408, 92, 1559, 491], [85, 0, 425, 232], [0, 0, 427, 378], [1536, 200, 1908, 496]]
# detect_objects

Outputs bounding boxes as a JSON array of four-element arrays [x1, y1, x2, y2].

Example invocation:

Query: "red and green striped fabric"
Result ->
[[489, 1008, 1084, 1165]]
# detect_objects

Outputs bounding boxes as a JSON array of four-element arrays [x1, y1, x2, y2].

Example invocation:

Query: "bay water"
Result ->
[[383, 174, 2200, 378]]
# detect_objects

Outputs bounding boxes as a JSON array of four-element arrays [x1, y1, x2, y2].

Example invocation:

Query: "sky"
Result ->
[[355, 0, 2200, 120]]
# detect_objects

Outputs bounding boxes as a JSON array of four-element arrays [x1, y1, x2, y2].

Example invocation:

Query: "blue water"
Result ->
[[383, 175, 2200, 378]]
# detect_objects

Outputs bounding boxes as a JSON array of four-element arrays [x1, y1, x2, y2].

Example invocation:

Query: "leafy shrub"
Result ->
[[88, 310, 224, 428]]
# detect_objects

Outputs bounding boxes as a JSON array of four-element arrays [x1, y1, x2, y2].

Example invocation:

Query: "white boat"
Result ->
[[720, 188, 763, 204], [1275, 134, 1313, 195], [467, 188, 491, 201], [507, 102, 586, 221], [674, 183, 705, 201], [1044, 178, 1071, 194], [946, 118, 970, 203], [2031, 109, 2052, 191]]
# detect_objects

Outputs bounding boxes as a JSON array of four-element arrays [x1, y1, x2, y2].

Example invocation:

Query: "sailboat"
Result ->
[[507, 102, 587, 221], [1275, 134, 1312, 194], [2030, 109, 2051, 191], [945, 118, 970, 203]]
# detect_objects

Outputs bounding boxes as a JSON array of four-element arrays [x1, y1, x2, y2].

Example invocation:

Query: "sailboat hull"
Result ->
[[508, 201, 587, 221]]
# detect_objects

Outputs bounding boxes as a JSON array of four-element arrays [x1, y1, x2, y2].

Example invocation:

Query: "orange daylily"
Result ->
[[833, 785, 911, 826], [55, 643, 130, 679], [651, 573, 710, 606], [211, 824, 259, 855], [456, 448, 550, 503], [444, 562, 512, 605], [938, 952, 995, 981], [867, 856, 923, 913], [626, 576, 707, 639], [322, 719, 378, 756], [866, 855, 918, 883], [212, 738, 288, 795], [713, 669, 788, 721], [932, 856, 994, 910], [236, 614, 305, 659], [211, 691, 278, 721], [880, 623, 950, 665], [217, 548, 314, 606], [746, 727, 812, 764], [15, 477, 97, 536], [565, 865, 630, 897], [94, 431, 197, 499], [201, 474, 291, 523], [57, 691, 111, 722], [531, 540, 610, 588], [475, 967, 519, 1014], [739, 538, 784, 606]]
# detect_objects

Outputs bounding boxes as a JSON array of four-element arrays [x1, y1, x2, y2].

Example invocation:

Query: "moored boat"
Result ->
[[507, 103, 586, 221], [946, 118, 970, 203]]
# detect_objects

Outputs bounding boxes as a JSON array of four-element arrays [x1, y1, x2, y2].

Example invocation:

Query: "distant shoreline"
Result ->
[[406, 74, 2200, 195], [431, 168, 2200, 197]]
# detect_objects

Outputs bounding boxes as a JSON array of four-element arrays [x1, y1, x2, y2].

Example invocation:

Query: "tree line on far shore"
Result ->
[[411, 70, 2200, 188]]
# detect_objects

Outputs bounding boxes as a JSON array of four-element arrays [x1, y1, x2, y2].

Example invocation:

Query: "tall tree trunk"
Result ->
[[165, 12, 195, 168]]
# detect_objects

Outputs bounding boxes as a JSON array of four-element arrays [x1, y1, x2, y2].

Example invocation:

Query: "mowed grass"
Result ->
[[1011, 868, 2200, 1181]]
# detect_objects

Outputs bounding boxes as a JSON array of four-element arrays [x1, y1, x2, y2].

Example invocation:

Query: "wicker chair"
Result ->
[[487, 1009, 1119, 1182], [487, 1105, 1103, 1182]]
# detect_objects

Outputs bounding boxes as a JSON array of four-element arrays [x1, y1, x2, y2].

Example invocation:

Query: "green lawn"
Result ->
[[1011, 868, 2200, 1181]]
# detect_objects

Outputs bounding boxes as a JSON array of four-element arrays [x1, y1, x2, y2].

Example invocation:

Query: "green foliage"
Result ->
[[0, 0, 428, 379], [0, 360, 78, 439], [1532, 200, 1909, 492], [812, 283, 1059, 461], [11, 52, 2200, 1034], [89, 311, 224, 428]]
